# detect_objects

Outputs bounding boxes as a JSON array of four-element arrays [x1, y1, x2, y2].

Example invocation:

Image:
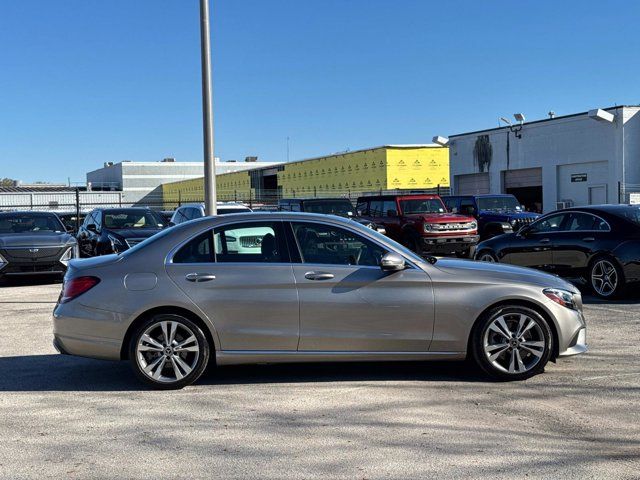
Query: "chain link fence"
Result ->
[[0, 186, 452, 214], [620, 183, 640, 205]]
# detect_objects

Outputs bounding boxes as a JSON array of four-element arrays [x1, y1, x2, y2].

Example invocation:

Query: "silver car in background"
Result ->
[[53, 212, 587, 389]]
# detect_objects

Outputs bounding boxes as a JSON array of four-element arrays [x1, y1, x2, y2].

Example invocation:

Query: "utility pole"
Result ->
[[200, 0, 217, 215]]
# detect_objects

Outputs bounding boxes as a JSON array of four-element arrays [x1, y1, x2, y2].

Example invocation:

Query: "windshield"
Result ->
[[477, 196, 521, 212], [217, 207, 251, 215], [0, 213, 65, 234], [304, 200, 353, 216], [103, 210, 165, 229], [399, 199, 445, 214]]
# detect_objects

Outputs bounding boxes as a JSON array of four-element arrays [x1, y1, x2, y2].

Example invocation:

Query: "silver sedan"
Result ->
[[52, 212, 587, 389]]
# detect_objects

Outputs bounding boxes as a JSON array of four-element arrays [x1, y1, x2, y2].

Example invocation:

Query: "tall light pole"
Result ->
[[200, 0, 217, 215]]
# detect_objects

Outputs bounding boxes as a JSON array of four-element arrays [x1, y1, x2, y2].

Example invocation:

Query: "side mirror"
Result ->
[[451, 207, 459, 213], [387, 209, 398, 217], [168, 221, 176, 227], [65, 225, 75, 233], [357, 210, 363, 216], [380, 252, 405, 272], [87, 224, 97, 232]]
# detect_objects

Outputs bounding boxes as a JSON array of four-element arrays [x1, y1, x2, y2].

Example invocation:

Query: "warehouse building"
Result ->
[[447, 106, 640, 213], [161, 145, 450, 206], [87, 157, 280, 205]]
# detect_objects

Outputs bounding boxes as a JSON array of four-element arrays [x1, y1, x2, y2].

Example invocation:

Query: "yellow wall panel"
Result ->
[[385, 147, 449, 190]]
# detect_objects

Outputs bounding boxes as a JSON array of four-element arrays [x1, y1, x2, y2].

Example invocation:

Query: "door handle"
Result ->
[[539, 238, 550, 243], [582, 237, 595, 242], [185, 273, 216, 283], [304, 271, 335, 281]]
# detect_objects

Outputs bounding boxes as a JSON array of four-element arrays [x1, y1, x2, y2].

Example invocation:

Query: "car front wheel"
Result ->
[[471, 306, 552, 381], [129, 314, 210, 389]]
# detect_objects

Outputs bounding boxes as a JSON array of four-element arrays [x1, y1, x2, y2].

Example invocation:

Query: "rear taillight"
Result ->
[[60, 276, 100, 304]]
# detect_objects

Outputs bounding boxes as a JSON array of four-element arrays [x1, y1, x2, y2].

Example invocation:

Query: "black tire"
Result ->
[[476, 249, 498, 263], [588, 255, 626, 299], [455, 249, 471, 259], [471, 305, 552, 381], [128, 314, 210, 390]]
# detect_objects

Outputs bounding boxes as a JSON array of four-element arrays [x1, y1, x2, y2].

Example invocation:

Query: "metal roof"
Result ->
[[449, 105, 640, 139]]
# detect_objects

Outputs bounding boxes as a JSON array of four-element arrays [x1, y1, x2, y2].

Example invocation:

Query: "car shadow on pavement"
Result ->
[[0, 354, 485, 392]]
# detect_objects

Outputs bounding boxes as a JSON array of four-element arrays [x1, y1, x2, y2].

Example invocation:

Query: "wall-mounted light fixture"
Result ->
[[588, 108, 615, 123], [432, 135, 449, 146]]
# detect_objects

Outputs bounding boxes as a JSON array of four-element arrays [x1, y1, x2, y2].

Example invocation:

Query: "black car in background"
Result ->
[[77, 208, 166, 257], [55, 211, 87, 235], [0, 211, 78, 282], [278, 198, 386, 233], [475, 205, 640, 298]]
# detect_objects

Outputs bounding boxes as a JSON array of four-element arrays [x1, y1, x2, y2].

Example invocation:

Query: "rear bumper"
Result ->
[[52, 301, 125, 361], [420, 234, 480, 254]]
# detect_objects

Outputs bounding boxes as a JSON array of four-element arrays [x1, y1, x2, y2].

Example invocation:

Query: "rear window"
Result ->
[[615, 206, 640, 226]]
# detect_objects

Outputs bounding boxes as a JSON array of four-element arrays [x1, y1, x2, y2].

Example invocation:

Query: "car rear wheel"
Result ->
[[589, 256, 625, 299], [129, 314, 210, 390], [477, 250, 498, 262], [471, 306, 552, 381]]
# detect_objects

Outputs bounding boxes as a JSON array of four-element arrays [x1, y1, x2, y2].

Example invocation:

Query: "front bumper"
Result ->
[[0, 261, 66, 276], [420, 234, 480, 254]]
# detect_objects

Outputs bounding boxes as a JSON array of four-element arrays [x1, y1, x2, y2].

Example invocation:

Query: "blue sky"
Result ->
[[1, 0, 639, 184]]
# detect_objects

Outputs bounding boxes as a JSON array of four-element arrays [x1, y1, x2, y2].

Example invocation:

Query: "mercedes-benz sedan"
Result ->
[[53, 212, 587, 389]]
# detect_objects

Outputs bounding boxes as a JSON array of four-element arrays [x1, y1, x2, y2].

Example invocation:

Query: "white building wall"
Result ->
[[449, 107, 640, 212]]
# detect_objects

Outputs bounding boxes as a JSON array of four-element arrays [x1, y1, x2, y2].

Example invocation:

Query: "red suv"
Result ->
[[356, 194, 479, 257]]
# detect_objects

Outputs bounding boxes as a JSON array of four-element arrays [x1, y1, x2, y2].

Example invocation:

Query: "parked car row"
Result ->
[[2, 198, 639, 301]]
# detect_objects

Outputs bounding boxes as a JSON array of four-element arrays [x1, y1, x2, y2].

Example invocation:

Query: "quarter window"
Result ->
[[292, 222, 386, 267]]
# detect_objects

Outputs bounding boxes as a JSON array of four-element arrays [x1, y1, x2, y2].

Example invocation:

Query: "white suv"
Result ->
[[169, 202, 252, 226]]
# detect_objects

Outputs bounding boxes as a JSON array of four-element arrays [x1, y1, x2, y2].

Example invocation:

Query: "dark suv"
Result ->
[[356, 194, 478, 257], [278, 198, 385, 233], [442, 194, 540, 240]]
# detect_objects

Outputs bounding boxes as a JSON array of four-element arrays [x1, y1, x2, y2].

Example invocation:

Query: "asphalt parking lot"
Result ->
[[0, 279, 638, 479]]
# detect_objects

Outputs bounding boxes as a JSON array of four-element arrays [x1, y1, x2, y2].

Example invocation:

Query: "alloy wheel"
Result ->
[[478, 252, 496, 262], [136, 320, 200, 383], [591, 259, 618, 297], [483, 312, 545, 374]]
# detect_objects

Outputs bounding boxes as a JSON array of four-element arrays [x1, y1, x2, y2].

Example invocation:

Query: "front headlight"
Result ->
[[108, 234, 126, 252], [59, 247, 74, 266], [543, 288, 578, 310], [470, 221, 477, 230], [0, 252, 7, 270], [423, 223, 434, 232]]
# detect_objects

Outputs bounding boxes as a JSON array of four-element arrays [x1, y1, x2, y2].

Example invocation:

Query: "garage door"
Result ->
[[455, 173, 489, 195], [503, 168, 542, 189]]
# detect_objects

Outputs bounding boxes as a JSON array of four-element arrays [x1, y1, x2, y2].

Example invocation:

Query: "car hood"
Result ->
[[432, 258, 578, 292], [0, 232, 76, 248], [106, 228, 162, 239], [405, 213, 474, 223]]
